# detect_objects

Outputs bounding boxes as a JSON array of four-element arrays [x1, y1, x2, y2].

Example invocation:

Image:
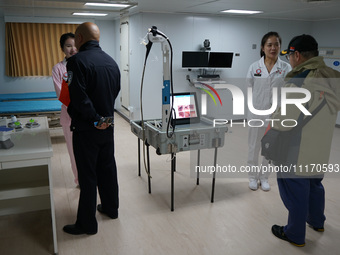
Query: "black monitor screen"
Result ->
[[208, 52, 233, 68], [171, 92, 200, 125], [182, 51, 209, 68]]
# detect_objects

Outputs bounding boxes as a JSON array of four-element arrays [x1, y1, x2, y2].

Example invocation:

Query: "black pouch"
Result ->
[[261, 129, 292, 165]]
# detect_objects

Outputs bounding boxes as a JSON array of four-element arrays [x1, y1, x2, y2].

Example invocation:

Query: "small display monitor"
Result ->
[[182, 51, 209, 68], [208, 52, 233, 68], [171, 92, 200, 125], [182, 51, 233, 68]]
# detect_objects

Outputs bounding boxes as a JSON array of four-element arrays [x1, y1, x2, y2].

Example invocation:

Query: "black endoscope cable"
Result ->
[[140, 38, 152, 178], [139, 27, 176, 177]]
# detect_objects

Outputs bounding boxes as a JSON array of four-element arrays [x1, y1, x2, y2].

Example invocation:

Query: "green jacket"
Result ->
[[272, 56, 340, 176]]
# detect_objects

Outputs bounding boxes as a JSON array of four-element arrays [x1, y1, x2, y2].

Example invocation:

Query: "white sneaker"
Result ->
[[249, 179, 259, 190], [260, 179, 270, 191]]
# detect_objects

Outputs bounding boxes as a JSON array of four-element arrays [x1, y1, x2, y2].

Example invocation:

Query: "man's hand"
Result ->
[[94, 117, 113, 129], [95, 122, 110, 130]]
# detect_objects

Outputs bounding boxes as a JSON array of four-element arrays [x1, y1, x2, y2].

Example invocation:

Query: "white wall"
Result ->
[[311, 20, 340, 47], [0, 17, 117, 94]]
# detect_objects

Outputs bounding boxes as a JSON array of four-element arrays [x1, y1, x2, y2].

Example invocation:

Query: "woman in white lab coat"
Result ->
[[52, 33, 78, 185], [246, 31, 291, 191]]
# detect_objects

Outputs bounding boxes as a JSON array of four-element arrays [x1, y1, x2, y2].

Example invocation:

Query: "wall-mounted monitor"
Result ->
[[182, 51, 209, 68], [182, 51, 233, 69], [208, 52, 233, 68]]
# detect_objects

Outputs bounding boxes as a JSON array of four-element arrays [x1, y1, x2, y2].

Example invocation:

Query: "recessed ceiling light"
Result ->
[[302, 0, 331, 2], [85, 3, 130, 8], [221, 9, 263, 15], [72, 12, 108, 16]]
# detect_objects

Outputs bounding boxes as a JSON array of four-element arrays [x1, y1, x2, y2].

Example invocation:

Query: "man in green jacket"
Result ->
[[271, 34, 340, 246]]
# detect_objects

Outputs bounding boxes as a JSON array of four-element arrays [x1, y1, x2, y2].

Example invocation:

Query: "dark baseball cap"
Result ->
[[280, 34, 318, 56]]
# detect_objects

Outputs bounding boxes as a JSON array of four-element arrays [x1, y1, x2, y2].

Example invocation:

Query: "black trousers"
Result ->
[[277, 172, 325, 245], [72, 128, 119, 233]]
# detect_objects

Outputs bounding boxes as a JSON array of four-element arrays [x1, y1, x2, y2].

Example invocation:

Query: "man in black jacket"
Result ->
[[63, 22, 121, 235]]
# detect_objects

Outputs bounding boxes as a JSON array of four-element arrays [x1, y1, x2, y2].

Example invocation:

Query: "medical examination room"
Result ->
[[1, 0, 340, 254]]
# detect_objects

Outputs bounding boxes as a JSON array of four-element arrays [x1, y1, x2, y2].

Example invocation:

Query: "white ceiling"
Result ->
[[0, 0, 340, 21]]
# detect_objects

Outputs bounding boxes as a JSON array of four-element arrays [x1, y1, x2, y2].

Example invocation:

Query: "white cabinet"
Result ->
[[0, 117, 57, 254]]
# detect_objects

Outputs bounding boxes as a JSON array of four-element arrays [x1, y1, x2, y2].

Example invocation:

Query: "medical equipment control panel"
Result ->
[[131, 117, 227, 155]]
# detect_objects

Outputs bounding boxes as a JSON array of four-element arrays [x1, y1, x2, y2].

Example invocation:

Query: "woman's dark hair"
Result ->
[[260, 31, 282, 57], [60, 32, 75, 49]]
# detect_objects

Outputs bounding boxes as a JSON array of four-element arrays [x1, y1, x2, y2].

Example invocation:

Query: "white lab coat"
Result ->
[[246, 56, 292, 119], [246, 56, 291, 180]]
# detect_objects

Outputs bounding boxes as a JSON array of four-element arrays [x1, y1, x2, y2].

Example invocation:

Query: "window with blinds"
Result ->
[[5, 22, 78, 77]]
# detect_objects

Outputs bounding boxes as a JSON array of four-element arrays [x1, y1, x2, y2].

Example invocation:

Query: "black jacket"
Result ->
[[67, 40, 121, 131]]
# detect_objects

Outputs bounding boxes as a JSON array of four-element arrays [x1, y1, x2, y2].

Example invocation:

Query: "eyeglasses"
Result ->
[[285, 52, 295, 60]]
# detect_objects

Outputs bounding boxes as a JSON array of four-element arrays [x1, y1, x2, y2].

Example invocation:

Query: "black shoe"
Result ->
[[97, 204, 118, 219], [63, 224, 97, 235], [308, 224, 324, 232], [271, 225, 305, 247]]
